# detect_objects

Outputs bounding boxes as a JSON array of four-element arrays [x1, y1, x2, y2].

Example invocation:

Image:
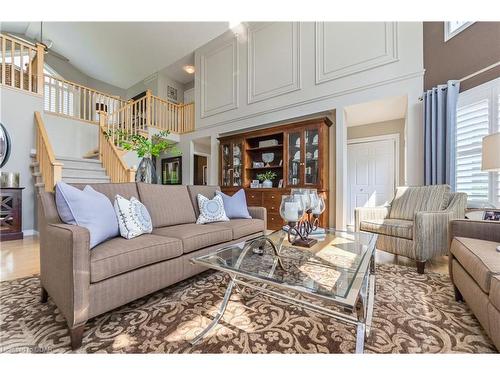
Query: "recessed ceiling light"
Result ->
[[183, 65, 195, 74]]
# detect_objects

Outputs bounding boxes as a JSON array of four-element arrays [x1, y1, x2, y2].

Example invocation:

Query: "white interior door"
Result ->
[[347, 138, 396, 227]]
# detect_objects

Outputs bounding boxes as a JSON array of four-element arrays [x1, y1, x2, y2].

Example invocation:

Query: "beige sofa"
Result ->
[[37, 183, 266, 349], [449, 219, 500, 351], [355, 185, 467, 273]]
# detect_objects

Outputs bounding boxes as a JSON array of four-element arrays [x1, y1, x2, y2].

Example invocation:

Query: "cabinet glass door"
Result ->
[[287, 131, 302, 186], [232, 142, 242, 186], [304, 127, 319, 185], [221, 143, 232, 187]]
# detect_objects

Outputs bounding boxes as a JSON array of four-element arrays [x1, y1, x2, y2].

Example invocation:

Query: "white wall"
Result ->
[[0, 87, 44, 233], [45, 55, 126, 98], [126, 71, 185, 102], [43, 113, 98, 158], [182, 22, 424, 228]]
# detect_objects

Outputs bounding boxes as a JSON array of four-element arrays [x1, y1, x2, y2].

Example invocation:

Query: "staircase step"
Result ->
[[34, 182, 45, 188], [56, 156, 103, 170], [62, 176, 111, 184], [30, 161, 40, 168], [62, 169, 108, 179]]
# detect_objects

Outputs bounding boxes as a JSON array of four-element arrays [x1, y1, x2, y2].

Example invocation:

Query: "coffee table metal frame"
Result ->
[[189, 231, 376, 353]]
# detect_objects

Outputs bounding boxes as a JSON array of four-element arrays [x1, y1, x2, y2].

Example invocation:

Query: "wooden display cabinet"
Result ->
[[219, 117, 332, 230]]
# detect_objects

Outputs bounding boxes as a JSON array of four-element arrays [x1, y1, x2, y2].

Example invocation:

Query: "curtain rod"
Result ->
[[418, 61, 500, 101]]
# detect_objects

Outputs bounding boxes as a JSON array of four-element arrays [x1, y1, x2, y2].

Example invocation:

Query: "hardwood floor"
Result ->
[[1, 236, 40, 281], [0, 234, 449, 282]]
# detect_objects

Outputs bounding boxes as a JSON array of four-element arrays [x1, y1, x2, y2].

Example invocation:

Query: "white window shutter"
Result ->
[[455, 99, 490, 203]]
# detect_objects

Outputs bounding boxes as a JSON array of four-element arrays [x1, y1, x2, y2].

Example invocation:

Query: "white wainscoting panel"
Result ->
[[200, 36, 239, 118], [248, 22, 301, 104], [315, 22, 399, 84]]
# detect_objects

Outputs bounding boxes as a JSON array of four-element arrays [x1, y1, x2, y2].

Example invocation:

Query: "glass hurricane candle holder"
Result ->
[[280, 194, 318, 248]]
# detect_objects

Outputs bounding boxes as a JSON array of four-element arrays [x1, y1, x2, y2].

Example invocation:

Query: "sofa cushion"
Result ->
[[70, 182, 139, 202], [450, 237, 500, 293], [389, 185, 450, 220], [55, 182, 119, 248], [137, 184, 196, 227], [360, 218, 413, 240], [187, 185, 220, 218], [490, 275, 500, 311], [210, 219, 265, 239], [153, 223, 232, 254], [114, 195, 153, 239], [216, 189, 251, 219], [90, 234, 183, 283]]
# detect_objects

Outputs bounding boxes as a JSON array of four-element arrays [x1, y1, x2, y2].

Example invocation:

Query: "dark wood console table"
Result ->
[[0, 187, 24, 241]]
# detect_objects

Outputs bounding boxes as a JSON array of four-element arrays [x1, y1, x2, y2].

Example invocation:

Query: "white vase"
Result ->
[[263, 179, 273, 188]]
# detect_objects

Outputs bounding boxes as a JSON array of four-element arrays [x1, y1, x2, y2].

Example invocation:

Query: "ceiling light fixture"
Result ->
[[183, 65, 195, 74]]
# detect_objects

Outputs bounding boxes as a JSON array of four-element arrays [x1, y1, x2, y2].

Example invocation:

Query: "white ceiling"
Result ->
[[344, 95, 408, 127], [160, 52, 195, 85], [0, 22, 228, 89]]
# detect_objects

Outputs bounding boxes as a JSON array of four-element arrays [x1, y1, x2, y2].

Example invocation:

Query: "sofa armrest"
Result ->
[[248, 206, 267, 230], [414, 211, 453, 261], [450, 219, 500, 243], [40, 223, 91, 327], [354, 206, 390, 232]]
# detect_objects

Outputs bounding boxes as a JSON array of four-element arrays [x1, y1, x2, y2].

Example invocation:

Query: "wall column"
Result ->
[[335, 108, 347, 230]]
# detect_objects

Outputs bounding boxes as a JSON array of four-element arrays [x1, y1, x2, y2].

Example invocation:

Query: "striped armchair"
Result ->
[[355, 185, 467, 273]]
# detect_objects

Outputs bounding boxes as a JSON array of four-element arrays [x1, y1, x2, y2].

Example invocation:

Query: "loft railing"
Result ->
[[43, 75, 127, 123], [34, 112, 63, 191], [0, 33, 44, 94], [106, 89, 194, 145]]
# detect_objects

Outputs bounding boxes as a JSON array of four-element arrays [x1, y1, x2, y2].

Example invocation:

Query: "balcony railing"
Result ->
[[0, 33, 44, 94]]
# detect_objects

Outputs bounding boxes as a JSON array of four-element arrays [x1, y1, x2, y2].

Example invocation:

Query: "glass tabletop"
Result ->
[[191, 229, 377, 307]]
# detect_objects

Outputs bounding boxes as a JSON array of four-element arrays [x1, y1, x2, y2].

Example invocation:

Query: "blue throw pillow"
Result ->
[[55, 182, 119, 248], [216, 189, 251, 219]]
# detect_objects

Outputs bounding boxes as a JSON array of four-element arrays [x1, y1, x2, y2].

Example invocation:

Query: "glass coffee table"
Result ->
[[190, 229, 377, 353]]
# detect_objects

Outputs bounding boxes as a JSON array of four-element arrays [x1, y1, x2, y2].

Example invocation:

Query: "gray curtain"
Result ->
[[423, 80, 460, 188]]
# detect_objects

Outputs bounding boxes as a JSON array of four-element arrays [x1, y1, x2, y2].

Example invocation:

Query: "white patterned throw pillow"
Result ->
[[114, 195, 153, 239], [196, 194, 229, 224]]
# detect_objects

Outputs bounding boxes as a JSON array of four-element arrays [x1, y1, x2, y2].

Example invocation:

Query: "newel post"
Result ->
[[146, 89, 152, 128], [98, 111, 108, 157], [35, 43, 45, 95]]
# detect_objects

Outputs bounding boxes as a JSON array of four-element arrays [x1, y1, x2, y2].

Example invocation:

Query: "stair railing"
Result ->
[[34, 112, 63, 191], [43, 75, 127, 124], [98, 112, 136, 183], [1, 33, 44, 95]]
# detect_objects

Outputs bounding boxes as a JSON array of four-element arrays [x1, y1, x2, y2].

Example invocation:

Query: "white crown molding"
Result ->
[[194, 70, 424, 131], [315, 22, 399, 85], [247, 22, 301, 104], [200, 36, 239, 118]]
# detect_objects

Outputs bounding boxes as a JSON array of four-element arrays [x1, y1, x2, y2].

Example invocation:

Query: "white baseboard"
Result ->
[[23, 230, 39, 237]]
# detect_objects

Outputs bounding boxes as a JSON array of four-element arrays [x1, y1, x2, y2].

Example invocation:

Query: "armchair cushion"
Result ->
[[359, 218, 413, 240], [450, 236, 500, 293], [389, 185, 450, 220]]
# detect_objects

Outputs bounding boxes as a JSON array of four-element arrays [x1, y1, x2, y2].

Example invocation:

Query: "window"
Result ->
[[43, 64, 75, 117], [455, 78, 500, 207], [444, 21, 474, 41]]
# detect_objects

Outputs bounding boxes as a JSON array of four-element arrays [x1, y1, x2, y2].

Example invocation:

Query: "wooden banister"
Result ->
[[0, 33, 42, 94], [99, 112, 136, 183], [44, 75, 127, 123], [34, 112, 63, 191]]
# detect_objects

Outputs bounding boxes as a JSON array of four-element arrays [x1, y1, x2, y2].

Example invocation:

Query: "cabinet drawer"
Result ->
[[267, 213, 284, 230], [246, 191, 262, 206]]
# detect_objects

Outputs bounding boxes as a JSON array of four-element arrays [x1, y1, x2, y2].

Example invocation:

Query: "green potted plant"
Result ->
[[105, 129, 180, 184], [257, 170, 277, 188]]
